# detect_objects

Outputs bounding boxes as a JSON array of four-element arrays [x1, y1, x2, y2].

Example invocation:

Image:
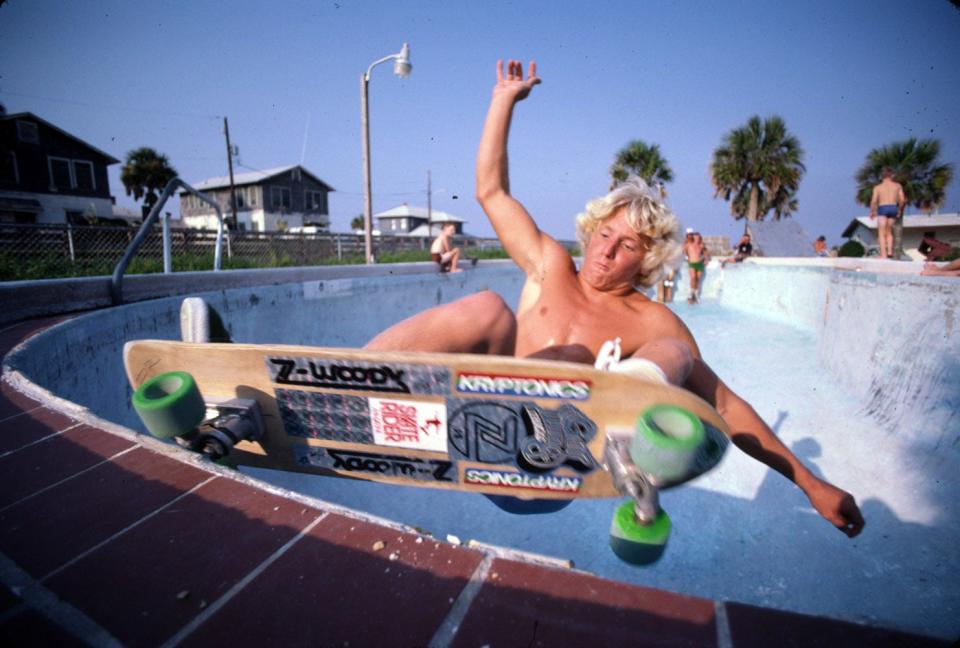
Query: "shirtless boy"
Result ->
[[683, 229, 709, 303], [366, 59, 864, 538], [869, 168, 906, 259], [430, 222, 462, 272]]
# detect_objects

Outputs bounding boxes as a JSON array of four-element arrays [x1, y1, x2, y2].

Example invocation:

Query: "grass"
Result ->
[[0, 247, 516, 282]]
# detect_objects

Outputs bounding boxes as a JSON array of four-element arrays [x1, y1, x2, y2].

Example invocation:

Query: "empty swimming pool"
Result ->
[[5, 259, 958, 639]]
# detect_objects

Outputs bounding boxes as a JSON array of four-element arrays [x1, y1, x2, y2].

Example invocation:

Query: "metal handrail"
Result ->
[[110, 178, 226, 305]]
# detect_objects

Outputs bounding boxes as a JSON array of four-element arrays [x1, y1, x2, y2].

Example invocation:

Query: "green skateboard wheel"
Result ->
[[132, 371, 205, 439], [630, 405, 705, 483], [609, 499, 671, 565]]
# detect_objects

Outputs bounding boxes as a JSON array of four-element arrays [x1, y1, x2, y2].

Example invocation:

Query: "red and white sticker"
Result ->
[[368, 397, 448, 452]]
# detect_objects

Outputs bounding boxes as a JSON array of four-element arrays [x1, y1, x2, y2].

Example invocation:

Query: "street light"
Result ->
[[360, 42, 412, 264]]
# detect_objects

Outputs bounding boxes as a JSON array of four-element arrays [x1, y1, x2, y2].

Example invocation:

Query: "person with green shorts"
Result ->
[[682, 228, 708, 303]]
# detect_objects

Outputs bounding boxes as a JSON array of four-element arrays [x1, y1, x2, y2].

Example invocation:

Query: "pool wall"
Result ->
[[5, 262, 525, 433], [711, 259, 958, 452], [5, 258, 957, 456]]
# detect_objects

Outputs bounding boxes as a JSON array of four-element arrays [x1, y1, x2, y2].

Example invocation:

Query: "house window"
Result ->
[[49, 157, 72, 189], [304, 190, 325, 211], [271, 186, 291, 209], [233, 189, 246, 209], [291, 168, 302, 182], [0, 151, 18, 184], [47, 157, 97, 191], [16, 120, 39, 144], [73, 160, 95, 191]]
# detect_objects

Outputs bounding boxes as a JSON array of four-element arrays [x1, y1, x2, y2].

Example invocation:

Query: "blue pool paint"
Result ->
[[5, 259, 958, 639]]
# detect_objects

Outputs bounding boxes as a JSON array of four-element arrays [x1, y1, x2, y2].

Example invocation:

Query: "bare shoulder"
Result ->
[[628, 295, 700, 350], [539, 233, 578, 275]]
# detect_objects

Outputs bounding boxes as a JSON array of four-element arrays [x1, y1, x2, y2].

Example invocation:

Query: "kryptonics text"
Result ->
[[464, 468, 582, 493], [456, 372, 590, 401], [270, 358, 409, 393]]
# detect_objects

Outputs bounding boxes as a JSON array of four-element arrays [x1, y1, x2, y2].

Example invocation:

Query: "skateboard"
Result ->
[[124, 340, 730, 564]]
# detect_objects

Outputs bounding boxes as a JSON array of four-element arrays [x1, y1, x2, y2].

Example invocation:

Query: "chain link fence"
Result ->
[[0, 223, 529, 281]]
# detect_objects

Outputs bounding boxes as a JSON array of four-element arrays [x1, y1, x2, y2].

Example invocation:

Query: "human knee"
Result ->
[[635, 337, 694, 384], [462, 290, 516, 335]]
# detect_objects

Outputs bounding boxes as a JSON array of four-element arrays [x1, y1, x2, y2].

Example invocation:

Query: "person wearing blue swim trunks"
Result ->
[[869, 168, 906, 259]]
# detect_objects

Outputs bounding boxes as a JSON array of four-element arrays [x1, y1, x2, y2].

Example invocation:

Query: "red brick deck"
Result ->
[[0, 316, 949, 646]]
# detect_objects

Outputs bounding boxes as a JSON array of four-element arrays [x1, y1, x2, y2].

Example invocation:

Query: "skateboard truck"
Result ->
[[603, 434, 660, 525], [176, 398, 265, 460]]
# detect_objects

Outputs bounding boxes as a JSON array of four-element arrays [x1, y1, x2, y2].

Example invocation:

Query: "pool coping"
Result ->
[[0, 313, 950, 646]]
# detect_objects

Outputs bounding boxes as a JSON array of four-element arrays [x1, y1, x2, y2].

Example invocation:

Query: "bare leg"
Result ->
[[364, 290, 516, 355], [629, 338, 694, 385], [878, 218, 892, 258], [921, 259, 960, 276], [449, 247, 462, 272]]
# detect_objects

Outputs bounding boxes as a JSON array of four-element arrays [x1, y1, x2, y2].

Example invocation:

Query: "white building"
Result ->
[[841, 213, 960, 259]]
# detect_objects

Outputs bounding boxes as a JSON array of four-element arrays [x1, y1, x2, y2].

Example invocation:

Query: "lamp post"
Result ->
[[360, 42, 412, 264]]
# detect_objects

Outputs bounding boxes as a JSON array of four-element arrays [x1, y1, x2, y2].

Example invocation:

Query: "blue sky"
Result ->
[[2, 0, 958, 246]]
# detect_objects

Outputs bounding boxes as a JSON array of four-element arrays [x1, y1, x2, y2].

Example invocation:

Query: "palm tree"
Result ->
[[710, 115, 805, 221], [609, 140, 673, 194], [854, 138, 954, 258], [120, 147, 178, 218]]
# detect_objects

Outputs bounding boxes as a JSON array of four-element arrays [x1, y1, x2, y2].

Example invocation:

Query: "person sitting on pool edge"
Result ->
[[430, 222, 463, 272], [365, 58, 864, 538]]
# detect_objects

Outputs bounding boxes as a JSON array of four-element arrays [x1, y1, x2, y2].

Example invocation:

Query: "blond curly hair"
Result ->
[[575, 176, 682, 288]]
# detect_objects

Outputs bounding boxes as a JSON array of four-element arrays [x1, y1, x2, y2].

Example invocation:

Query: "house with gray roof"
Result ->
[[374, 203, 468, 237], [180, 165, 333, 232]]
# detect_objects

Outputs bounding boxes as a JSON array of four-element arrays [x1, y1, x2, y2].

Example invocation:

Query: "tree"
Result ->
[[350, 215, 364, 230], [609, 140, 673, 194], [120, 147, 177, 218], [854, 138, 954, 258], [710, 115, 805, 222]]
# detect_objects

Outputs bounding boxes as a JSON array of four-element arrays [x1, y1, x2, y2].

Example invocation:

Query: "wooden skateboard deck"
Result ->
[[124, 340, 730, 500]]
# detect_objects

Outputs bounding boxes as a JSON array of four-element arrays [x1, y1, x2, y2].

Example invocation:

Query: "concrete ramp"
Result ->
[[748, 220, 815, 257]]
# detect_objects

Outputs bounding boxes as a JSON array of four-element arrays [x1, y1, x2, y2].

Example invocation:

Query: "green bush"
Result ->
[[838, 240, 865, 257]]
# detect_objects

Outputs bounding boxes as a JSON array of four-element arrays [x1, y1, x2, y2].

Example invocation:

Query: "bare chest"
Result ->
[[515, 278, 651, 359]]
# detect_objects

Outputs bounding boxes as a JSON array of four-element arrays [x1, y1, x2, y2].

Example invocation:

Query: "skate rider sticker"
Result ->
[[368, 397, 448, 453]]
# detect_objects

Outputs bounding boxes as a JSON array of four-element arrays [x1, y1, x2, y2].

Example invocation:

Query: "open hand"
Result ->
[[493, 59, 541, 102], [807, 479, 865, 538]]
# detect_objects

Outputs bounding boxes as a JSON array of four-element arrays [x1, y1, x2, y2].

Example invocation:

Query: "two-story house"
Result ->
[[374, 204, 466, 236], [180, 165, 333, 232], [0, 111, 118, 224]]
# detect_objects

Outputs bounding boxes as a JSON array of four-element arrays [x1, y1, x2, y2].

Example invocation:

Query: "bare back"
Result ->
[[871, 179, 905, 207]]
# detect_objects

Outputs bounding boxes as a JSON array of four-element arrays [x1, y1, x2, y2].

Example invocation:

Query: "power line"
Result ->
[[0, 90, 221, 120]]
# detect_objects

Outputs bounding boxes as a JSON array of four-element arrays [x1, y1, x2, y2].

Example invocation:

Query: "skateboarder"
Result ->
[[366, 59, 864, 538]]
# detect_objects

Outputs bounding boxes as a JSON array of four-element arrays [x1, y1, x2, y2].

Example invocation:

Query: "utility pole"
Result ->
[[223, 117, 238, 229], [427, 169, 432, 237]]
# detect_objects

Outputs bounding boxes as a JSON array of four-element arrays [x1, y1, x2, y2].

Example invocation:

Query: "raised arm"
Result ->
[[476, 59, 550, 276]]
